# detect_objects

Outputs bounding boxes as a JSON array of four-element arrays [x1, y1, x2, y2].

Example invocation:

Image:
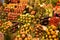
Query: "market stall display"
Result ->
[[0, 0, 60, 40]]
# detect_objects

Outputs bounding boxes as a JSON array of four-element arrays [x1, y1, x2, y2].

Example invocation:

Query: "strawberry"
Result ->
[[49, 17, 60, 26]]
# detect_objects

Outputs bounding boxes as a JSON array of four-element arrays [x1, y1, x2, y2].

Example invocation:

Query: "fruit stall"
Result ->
[[0, 0, 60, 40]]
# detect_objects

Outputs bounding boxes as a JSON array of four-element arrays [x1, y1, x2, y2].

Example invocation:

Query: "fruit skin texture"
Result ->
[[49, 17, 60, 26], [4, 8, 10, 13], [50, 25, 57, 30], [7, 12, 18, 20], [30, 11, 36, 15], [51, 31, 56, 35]]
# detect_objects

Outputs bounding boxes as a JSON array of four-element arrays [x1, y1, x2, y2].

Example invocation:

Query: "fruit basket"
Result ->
[[0, 0, 60, 40]]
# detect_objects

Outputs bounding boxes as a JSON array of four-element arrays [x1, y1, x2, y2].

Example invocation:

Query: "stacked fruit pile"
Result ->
[[0, 0, 60, 40], [45, 25, 59, 40], [18, 14, 35, 23], [33, 24, 44, 38]]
